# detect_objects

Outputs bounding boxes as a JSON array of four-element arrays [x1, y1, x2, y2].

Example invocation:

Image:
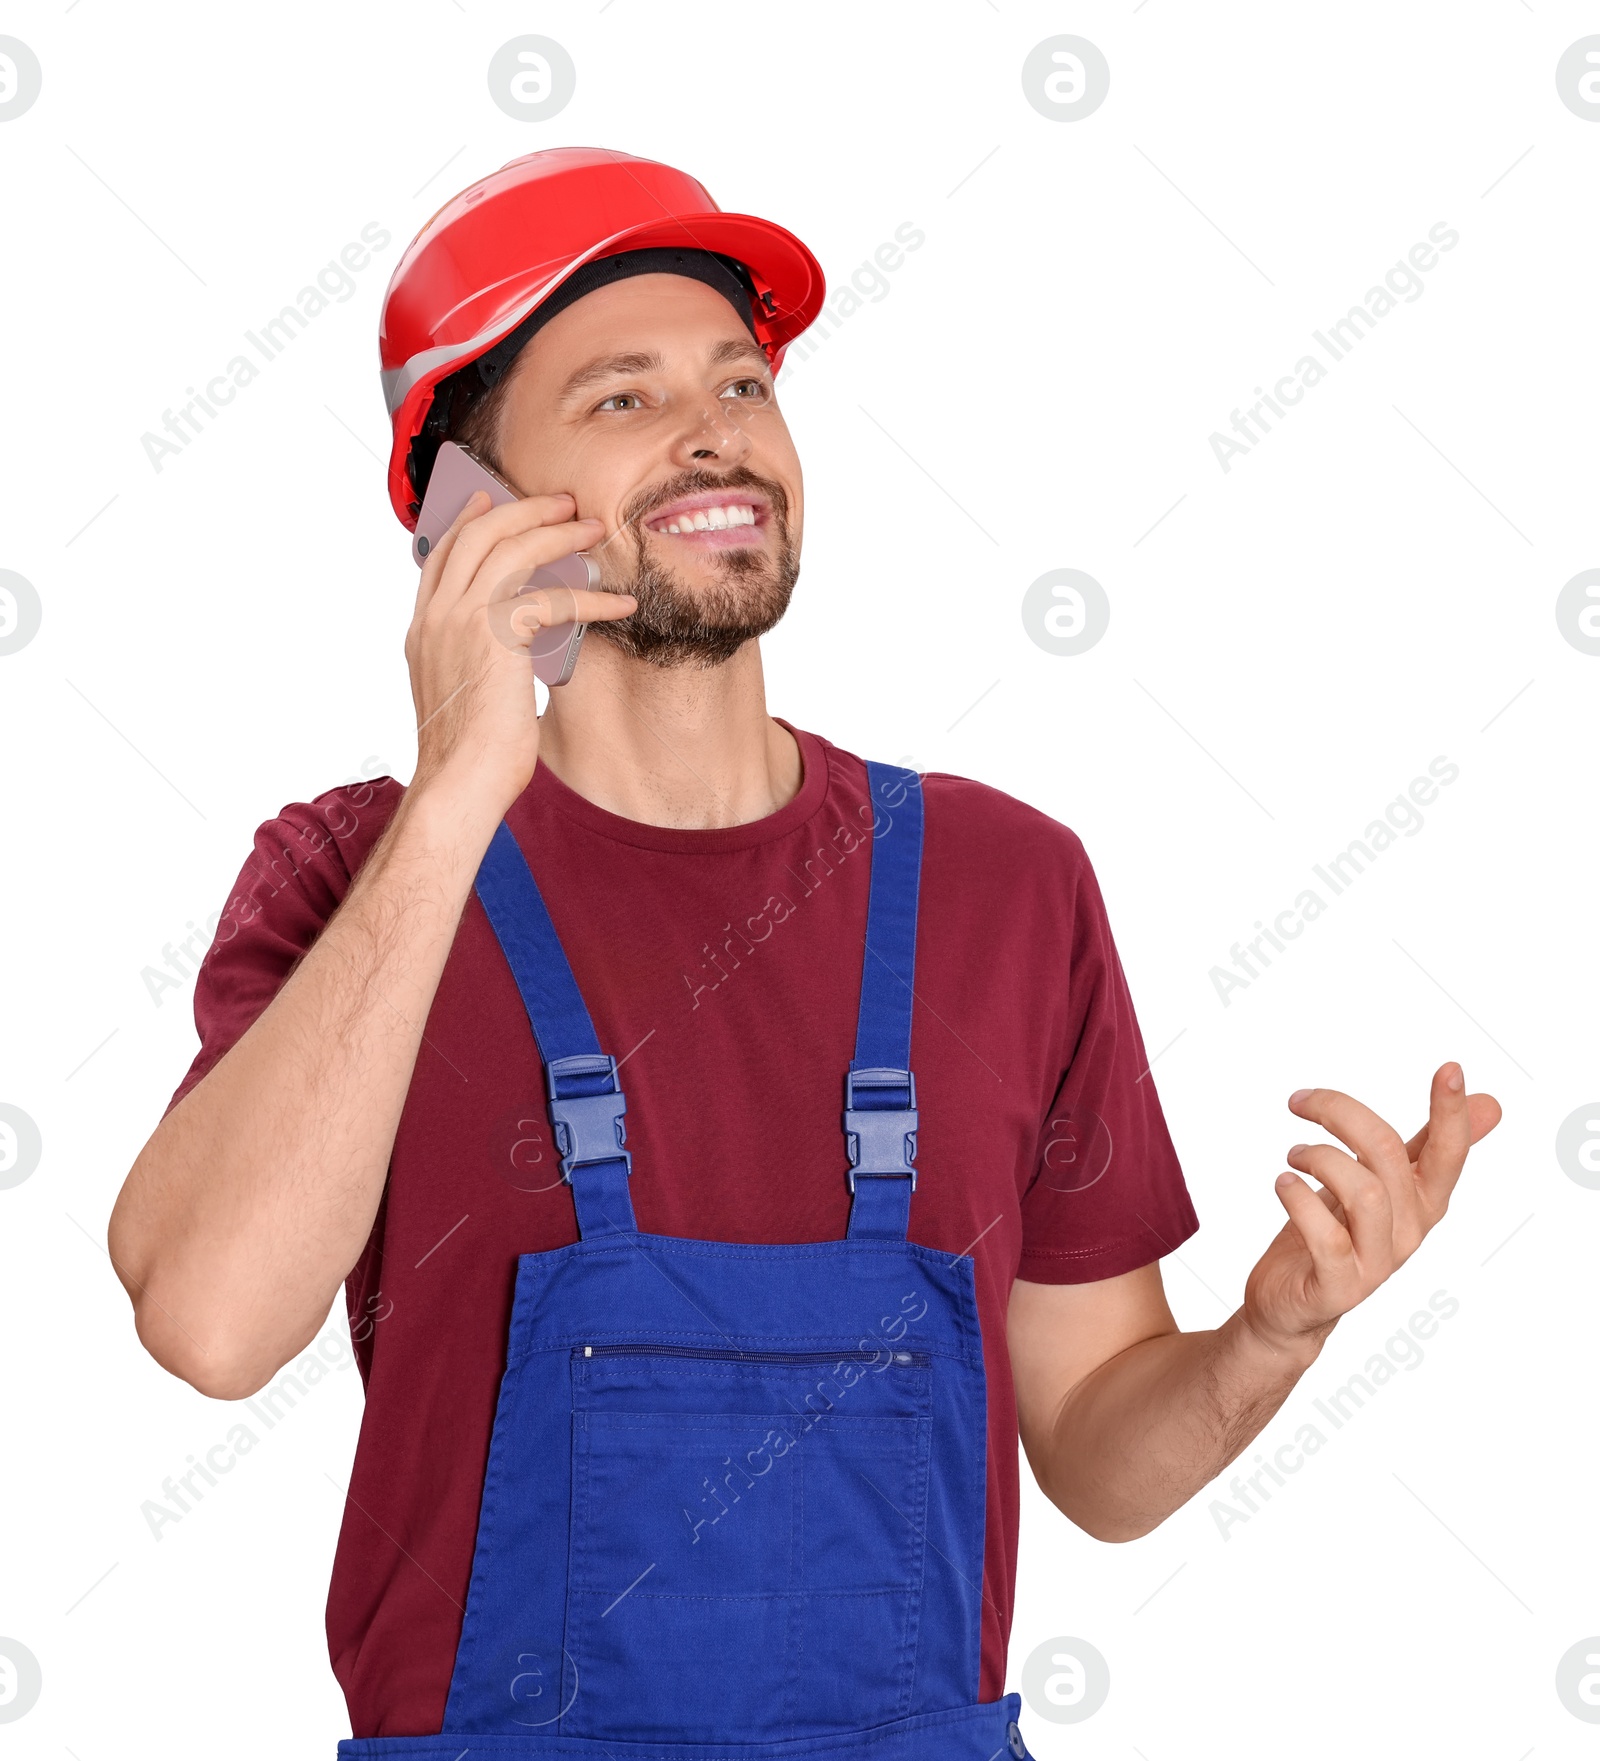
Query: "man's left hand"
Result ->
[[1242, 1064, 1502, 1356]]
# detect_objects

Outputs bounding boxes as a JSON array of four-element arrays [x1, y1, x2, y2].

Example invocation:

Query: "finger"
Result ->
[[498, 587, 637, 655], [439, 497, 587, 610], [413, 488, 491, 623], [1288, 1087, 1411, 1183], [1274, 1169, 1356, 1281], [1466, 1091, 1503, 1146], [457, 517, 609, 615], [1285, 1142, 1394, 1264], [1414, 1063, 1471, 1213], [1404, 1092, 1502, 1177], [433, 493, 587, 610], [1402, 1070, 1463, 1162], [512, 586, 638, 629]]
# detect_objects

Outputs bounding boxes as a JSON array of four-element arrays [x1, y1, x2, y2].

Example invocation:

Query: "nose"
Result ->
[[671, 398, 753, 468]]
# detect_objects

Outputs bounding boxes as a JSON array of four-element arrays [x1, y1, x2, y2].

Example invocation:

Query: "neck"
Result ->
[[535, 635, 803, 829]]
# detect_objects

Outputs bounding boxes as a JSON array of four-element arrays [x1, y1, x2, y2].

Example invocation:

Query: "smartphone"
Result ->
[[413, 440, 597, 688]]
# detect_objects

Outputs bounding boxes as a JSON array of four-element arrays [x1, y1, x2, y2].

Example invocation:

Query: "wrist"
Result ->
[[404, 756, 524, 837], [389, 766, 514, 875], [1230, 1305, 1333, 1380]]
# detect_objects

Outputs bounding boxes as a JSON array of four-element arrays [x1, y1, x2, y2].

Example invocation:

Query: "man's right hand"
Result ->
[[109, 488, 636, 1399], [405, 487, 636, 810]]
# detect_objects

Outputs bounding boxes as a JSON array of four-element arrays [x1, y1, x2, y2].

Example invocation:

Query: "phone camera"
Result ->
[[417, 536, 431, 557]]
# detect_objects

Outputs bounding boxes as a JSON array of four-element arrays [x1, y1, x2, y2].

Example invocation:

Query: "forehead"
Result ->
[[514, 273, 765, 397]]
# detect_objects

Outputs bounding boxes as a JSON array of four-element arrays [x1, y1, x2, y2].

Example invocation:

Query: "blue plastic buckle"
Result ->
[[843, 1067, 918, 1192], [545, 1053, 630, 1184]]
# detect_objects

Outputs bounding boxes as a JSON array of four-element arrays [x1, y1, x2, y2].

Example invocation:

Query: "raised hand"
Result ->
[[405, 487, 636, 809], [1242, 1064, 1502, 1354]]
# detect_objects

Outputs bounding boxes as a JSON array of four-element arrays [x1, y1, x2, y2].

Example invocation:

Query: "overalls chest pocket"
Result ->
[[568, 1343, 935, 1740]]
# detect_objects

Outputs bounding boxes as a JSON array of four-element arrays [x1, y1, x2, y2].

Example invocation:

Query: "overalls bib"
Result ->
[[338, 763, 1036, 1761]]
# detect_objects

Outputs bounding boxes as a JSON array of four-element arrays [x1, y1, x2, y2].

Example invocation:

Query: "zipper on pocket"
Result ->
[[575, 1343, 929, 1365]]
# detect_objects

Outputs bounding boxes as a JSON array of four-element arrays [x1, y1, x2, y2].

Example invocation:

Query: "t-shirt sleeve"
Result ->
[[1016, 834, 1199, 1284], [163, 780, 401, 1117]]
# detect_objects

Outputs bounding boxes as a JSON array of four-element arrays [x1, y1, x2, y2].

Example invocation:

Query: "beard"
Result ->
[[589, 470, 800, 668]]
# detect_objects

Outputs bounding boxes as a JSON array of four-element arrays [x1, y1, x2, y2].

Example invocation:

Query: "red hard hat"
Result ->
[[378, 146, 827, 531]]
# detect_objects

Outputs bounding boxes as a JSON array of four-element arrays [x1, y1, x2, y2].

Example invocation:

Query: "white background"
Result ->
[[2, 3, 1596, 1757]]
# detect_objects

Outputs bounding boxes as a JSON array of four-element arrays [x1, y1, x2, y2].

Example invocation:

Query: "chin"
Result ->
[[590, 556, 798, 670]]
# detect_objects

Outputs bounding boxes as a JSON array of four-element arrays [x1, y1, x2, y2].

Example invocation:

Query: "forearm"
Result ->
[[1030, 1308, 1332, 1542], [109, 773, 503, 1398]]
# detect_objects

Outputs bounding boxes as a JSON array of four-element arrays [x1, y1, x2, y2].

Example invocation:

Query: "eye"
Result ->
[[722, 378, 768, 402], [595, 391, 645, 412]]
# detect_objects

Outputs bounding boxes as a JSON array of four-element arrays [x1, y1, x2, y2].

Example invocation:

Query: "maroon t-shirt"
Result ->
[[167, 722, 1198, 1738]]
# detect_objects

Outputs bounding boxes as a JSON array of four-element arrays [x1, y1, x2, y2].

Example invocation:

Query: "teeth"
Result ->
[[657, 503, 756, 535]]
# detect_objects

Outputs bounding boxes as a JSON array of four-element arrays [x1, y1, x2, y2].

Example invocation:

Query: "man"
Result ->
[[109, 148, 1500, 1758]]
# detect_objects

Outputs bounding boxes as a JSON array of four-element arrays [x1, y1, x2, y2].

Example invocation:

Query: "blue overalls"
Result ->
[[338, 763, 1035, 1760]]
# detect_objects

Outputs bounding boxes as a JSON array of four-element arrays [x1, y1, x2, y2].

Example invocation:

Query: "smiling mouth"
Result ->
[[643, 497, 769, 547]]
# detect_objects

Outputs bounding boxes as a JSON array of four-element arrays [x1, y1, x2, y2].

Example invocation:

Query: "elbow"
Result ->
[[190, 1365, 276, 1402], [1043, 1483, 1168, 1544], [128, 1295, 275, 1401], [174, 1341, 279, 1403], [1080, 1513, 1164, 1544], [111, 1186, 300, 1401], [121, 1260, 301, 1402]]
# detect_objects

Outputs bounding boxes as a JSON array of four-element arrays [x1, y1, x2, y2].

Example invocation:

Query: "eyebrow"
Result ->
[[556, 336, 771, 407]]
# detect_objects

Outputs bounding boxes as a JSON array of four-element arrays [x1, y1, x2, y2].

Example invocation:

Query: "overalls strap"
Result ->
[[473, 821, 637, 1239], [845, 762, 924, 1241]]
